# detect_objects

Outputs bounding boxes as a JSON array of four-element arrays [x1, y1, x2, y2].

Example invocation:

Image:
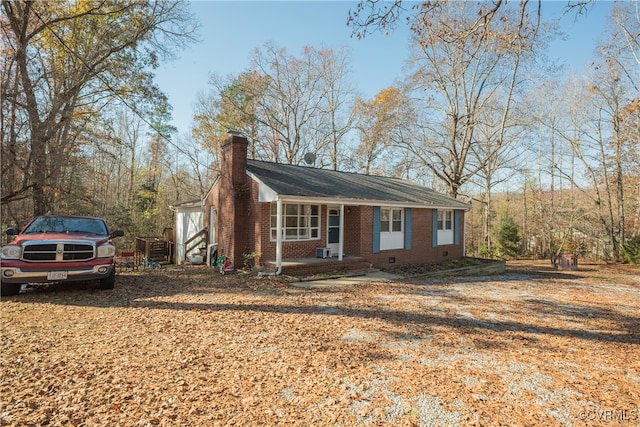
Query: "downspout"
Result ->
[[259, 197, 283, 276], [338, 204, 344, 261], [275, 197, 283, 274], [463, 209, 467, 257]]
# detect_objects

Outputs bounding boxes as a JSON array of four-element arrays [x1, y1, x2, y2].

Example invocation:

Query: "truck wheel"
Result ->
[[1, 282, 22, 297], [99, 270, 115, 290]]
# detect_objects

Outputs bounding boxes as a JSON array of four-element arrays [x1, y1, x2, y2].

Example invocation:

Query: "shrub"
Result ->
[[243, 252, 261, 269], [621, 236, 640, 264]]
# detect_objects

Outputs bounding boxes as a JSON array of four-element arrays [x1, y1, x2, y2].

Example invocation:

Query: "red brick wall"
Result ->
[[206, 134, 254, 266], [356, 206, 464, 268], [204, 180, 219, 254], [251, 180, 265, 264], [257, 204, 329, 260], [255, 203, 464, 268], [204, 133, 466, 269], [343, 206, 362, 256]]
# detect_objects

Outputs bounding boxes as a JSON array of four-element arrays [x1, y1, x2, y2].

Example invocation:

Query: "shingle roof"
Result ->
[[246, 160, 469, 209]]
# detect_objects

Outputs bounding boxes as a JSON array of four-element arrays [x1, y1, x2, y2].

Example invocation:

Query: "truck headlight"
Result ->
[[97, 243, 116, 258], [1, 245, 22, 259]]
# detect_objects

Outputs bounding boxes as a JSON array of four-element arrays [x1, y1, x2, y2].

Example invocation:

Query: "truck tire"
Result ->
[[1, 282, 22, 297], [99, 270, 115, 290]]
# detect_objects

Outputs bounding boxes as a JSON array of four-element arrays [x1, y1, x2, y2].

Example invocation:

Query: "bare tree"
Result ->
[[543, 3, 640, 261], [316, 46, 356, 170], [352, 87, 408, 175], [396, 1, 542, 197], [1, 1, 196, 218], [248, 43, 355, 165], [468, 104, 525, 256], [194, 71, 269, 166]]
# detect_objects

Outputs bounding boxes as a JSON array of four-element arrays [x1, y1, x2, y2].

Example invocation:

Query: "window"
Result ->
[[24, 216, 108, 235], [381, 208, 402, 232], [437, 210, 454, 245], [271, 203, 320, 241], [437, 210, 452, 231], [380, 208, 403, 250]]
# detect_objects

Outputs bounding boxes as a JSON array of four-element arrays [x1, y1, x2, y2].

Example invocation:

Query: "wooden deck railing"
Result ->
[[135, 237, 171, 263], [183, 229, 207, 261]]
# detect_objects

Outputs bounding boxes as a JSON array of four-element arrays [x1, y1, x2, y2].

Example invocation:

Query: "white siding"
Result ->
[[437, 229, 454, 245], [175, 207, 203, 264]]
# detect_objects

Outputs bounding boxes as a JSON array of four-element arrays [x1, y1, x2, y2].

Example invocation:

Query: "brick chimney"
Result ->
[[218, 132, 250, 266], [221, 131, 248, 188]]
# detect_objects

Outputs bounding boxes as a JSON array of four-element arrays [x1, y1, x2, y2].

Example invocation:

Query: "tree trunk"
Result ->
[[483, 181, 492, 255], [613, 114, 625, 255]]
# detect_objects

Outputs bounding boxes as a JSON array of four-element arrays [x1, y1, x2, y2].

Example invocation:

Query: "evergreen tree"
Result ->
[[496, 216, 521, 259]]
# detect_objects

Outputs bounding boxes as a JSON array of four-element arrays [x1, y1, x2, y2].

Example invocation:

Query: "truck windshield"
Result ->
[[24, 217, 109, 236]]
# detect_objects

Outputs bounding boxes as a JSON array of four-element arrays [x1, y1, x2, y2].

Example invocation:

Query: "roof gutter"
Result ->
[[271, 195, 470, 211]]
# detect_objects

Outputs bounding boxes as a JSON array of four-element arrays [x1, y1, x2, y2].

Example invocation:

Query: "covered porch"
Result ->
[[263, 255, 371, 277]]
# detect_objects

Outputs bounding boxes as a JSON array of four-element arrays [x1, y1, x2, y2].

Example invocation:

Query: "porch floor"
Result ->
[[263, 255, 371, 276]]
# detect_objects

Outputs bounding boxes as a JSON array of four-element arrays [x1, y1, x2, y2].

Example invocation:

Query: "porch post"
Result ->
[[463, 210, 467, 256], [338, 204, 344, 261], [276, 198, 283, 272]]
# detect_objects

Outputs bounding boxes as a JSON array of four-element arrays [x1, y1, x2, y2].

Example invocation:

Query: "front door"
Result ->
[[327, 206, 341, 256]]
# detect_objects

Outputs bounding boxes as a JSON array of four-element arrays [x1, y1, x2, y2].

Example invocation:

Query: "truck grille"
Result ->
[[22, 242, 95, 262]]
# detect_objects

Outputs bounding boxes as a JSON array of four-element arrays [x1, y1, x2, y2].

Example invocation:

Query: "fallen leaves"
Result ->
[[1, 261, 639, 425]]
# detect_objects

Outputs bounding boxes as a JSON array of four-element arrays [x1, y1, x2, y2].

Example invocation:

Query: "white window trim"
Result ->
[[380, 207, 404, 250], [437, 210, 454, 245], [270, 203, 321, 242]]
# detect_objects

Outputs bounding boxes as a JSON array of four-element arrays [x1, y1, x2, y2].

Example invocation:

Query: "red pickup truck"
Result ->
[[1, 215, 124, 296]]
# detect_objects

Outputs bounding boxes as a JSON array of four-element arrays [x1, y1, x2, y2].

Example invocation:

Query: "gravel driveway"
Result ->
[[2, 261, 639, 426]]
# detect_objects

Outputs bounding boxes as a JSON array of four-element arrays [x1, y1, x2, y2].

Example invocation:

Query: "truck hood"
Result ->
[[11, 233, 112, 245]]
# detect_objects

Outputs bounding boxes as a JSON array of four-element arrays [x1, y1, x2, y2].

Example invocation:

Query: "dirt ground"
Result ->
[[1, 260, 639, 426]]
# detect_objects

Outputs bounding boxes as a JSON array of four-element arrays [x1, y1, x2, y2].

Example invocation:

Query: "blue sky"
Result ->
[[153, 0, 613, 136]]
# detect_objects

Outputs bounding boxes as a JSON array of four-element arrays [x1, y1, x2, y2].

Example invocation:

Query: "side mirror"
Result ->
[[111, 230, 125, 238], [5, 228, 20, 236]]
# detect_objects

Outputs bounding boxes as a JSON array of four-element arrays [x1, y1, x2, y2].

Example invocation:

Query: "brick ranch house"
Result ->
[[183, 133, 469, 275]]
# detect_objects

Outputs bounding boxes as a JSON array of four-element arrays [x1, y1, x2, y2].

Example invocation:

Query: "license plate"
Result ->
[[47, 271, 68, 280]]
